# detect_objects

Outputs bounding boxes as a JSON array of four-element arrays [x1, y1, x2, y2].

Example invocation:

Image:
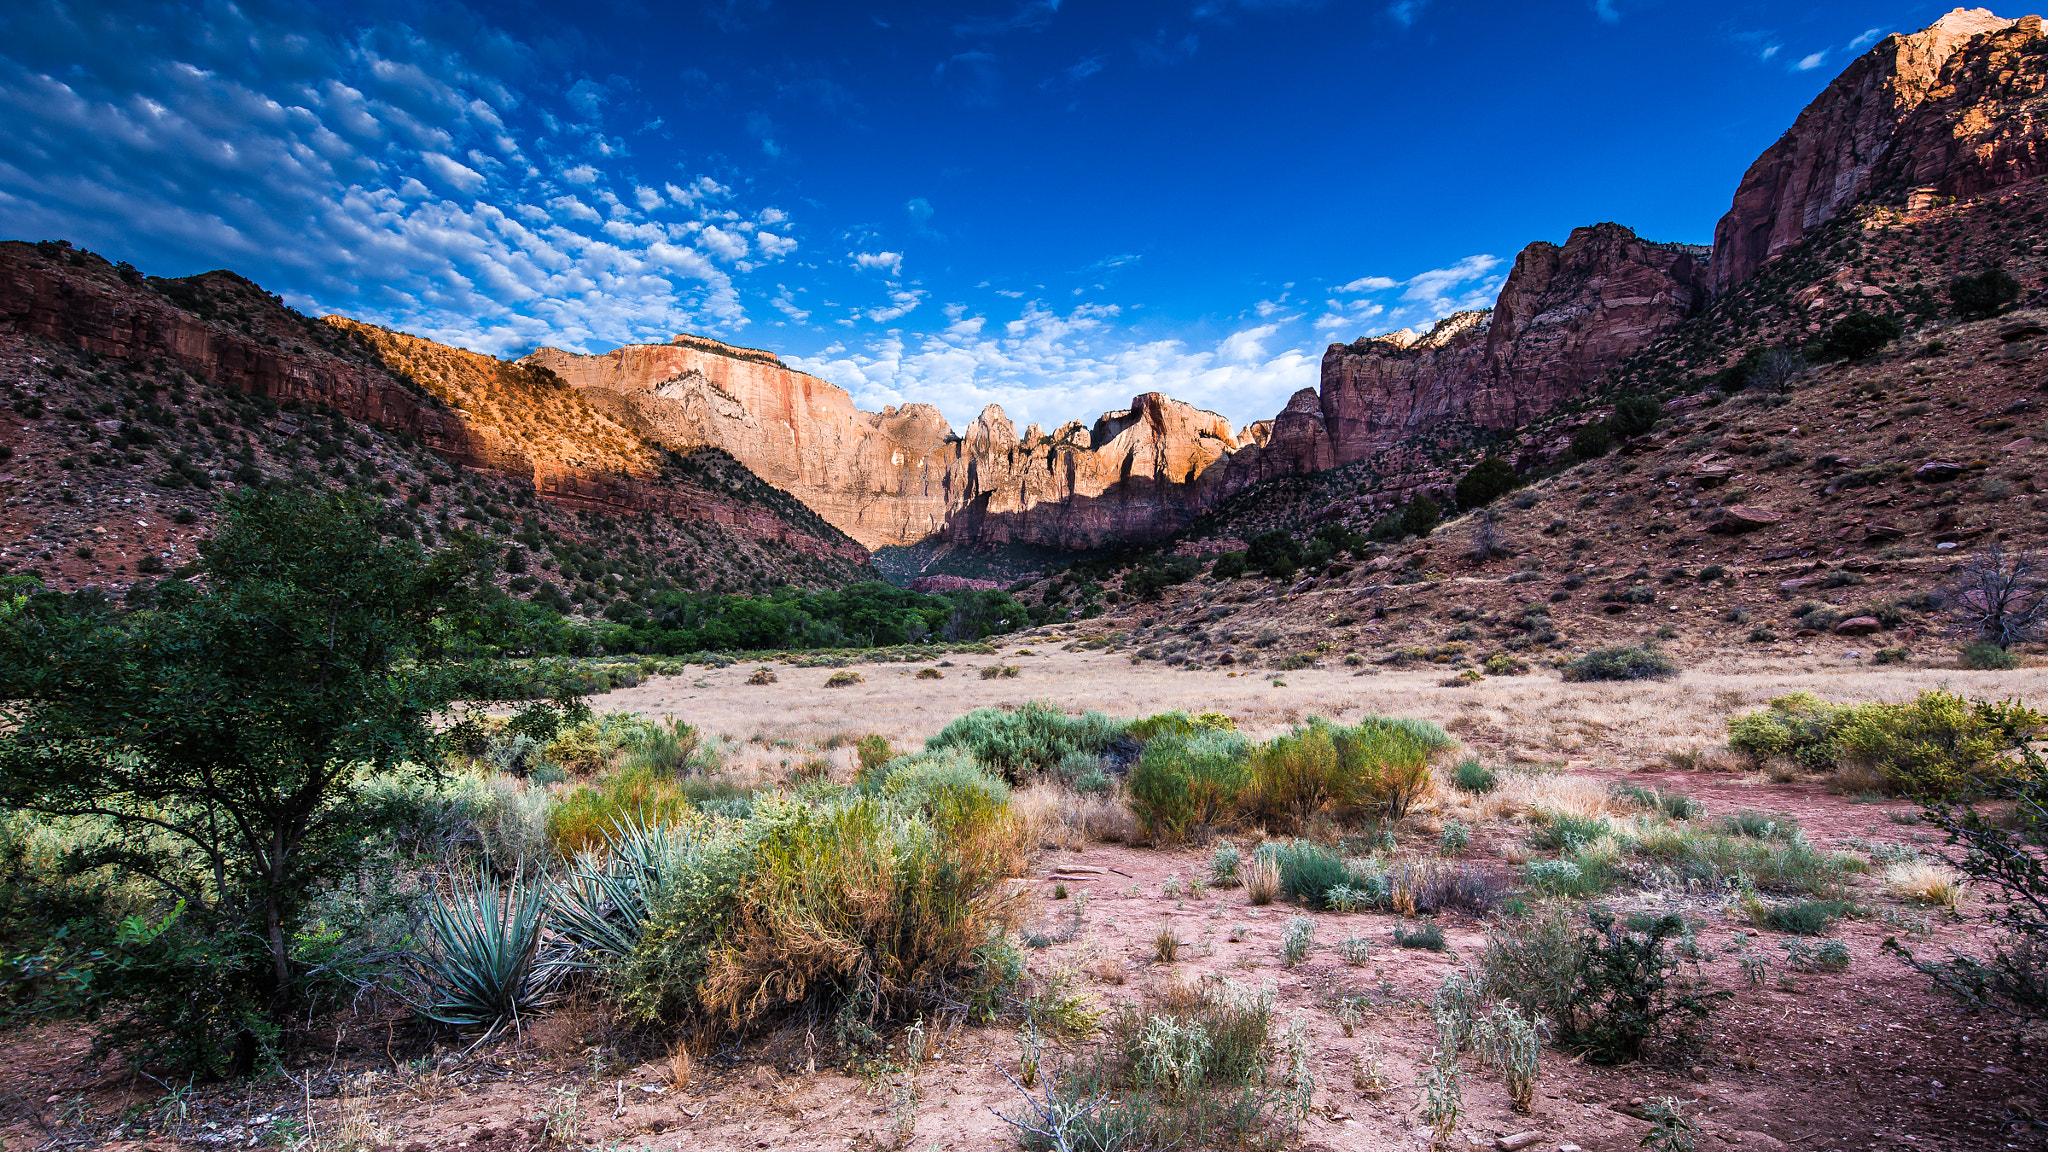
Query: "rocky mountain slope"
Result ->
[[0, 241, 872, 601], [1008, 152, 2048, 671]]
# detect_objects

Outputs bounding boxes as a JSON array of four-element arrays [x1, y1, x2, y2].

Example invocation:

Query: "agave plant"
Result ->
[[547, 817, 674, 966], [410, 870, 552, 1034]]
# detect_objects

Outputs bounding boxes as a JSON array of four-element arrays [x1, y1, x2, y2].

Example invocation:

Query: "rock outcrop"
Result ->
[[1711, 8, 2042, 294], [1320, 223, 1710, 466], [521, 221, 1708, 551], [0, 244, 868, 566]]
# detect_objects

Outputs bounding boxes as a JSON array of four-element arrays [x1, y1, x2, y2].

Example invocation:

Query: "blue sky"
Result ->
[[0, 0, 1961, 431]]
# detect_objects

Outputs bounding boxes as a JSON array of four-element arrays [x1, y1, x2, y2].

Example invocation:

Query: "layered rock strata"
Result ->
[[1712, 8, 2043, 294]]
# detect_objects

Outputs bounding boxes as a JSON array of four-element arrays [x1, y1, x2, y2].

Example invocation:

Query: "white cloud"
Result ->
[[1848, 27, 1883, 51], [1336, 274, 1398, 293], [854, 250, 904, 274], [1795, 51, 1827, 71], [755, 231, 797, 258], [1591, 0, 1618, 23], [1760, 43, 1781, 61], [420, 151, 485, 192], [698, 224, 750, 261], [868, 287, 925, 322], [559, 163, 600, 184], [790, 300, 1318, 432], [1385, 1, 1427, 27]]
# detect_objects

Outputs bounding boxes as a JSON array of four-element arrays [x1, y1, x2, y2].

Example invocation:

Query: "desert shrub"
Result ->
[[1527, 811, 1610, 851], [1128, 729, 1253, 842], [550, 766, 697, 856], [917, 666, 943, 679], [870, 747, 1013, 814], [1439, 820, 1470, 855], [1208, 843, 1241, 888], [1608, 784, 1701, 820], [1726, 692, 1858, 771], [925, 701, 1126, 783], [1960, 641, 2021, 670], [1569, 422, 1613, 460], [1818, 312, 1903, 361], [1263, 840, 1353, 910], [856, 735, 893, 775], [1246, 715, 1451, 828], [477, 777, 556, 876], [1874, 647, 1911, 665], [677, 791, 1027, 1033], [1562, 645, 1676, 682], [747, 667, 777, 685], [1884, 862, 1961, 907], [1124, 710, 1238, 743], [1760, 899, 1850, 936], [1452, 757, 1499, 794], [1242, 853, 1280, 905], [1885, 741, 2048, 1024], [1555, 911, 1729, 1063], [1477, 906, 1584, 1026], [1210, 551, 1248, 579], [825, 670, 863, 687], [1721, 810, 1799, 840], [1389, 859, 1503, 914], [1394, 919, 1447, 950], [1456, 457, 1519, 510], [1949, 267, 2021, 319]]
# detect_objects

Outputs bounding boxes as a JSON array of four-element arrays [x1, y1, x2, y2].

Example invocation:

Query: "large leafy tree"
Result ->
[[0, 488, 584, 1074]]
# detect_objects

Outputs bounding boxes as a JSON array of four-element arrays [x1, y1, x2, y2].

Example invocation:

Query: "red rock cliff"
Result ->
[[1711, 8, 2039, 295]]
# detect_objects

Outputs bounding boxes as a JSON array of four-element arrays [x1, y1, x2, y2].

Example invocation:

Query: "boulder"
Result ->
[[1863, 521, 1906, 541], [1713, 505, 1783, 533], [1835, 616, 1883, 635], [1917, 460, 1967, 481], [2001, 321, 2048, 342]]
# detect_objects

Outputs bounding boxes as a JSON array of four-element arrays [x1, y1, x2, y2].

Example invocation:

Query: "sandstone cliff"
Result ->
[[0, 244, 869, 569], [1321, 223, 1709, 465], [1711, 8, 2043, 294]]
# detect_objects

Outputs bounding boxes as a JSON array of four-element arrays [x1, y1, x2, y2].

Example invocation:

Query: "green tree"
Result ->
[[1610, 395, 1662, 439], [1455, 457, 1519, 511], [1818, 312, 1903, 362], [1570, 422, 1613, 461], [1400, 494, 1441, 538], [0, 488, 584, 1075], [1949, 268, 2021, 320]]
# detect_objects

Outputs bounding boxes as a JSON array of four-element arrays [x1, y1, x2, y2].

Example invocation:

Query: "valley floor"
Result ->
[[4, 649, 2041, 1152]]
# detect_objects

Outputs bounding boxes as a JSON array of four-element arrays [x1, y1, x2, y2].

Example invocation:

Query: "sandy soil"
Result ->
[[4, 648, 2042, 1152]]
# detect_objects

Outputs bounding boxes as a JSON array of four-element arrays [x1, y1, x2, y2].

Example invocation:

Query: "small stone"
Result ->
[[1498, 1132, 1543, 1151]]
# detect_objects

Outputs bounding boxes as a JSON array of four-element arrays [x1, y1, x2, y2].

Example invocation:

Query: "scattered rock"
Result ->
[[1834, 616, 1882, 635], [1999, 321, 2048, 342], [1497, 1133, 1543, 1151], [1712, 505, 1782, 533], [1916, 460, 1966, 482]]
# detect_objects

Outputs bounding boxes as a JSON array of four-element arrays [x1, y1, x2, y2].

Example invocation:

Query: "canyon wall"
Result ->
[[1711, 8, 2043, 295], [0, 246, 869, 565], [527, 220, 1706, 551]]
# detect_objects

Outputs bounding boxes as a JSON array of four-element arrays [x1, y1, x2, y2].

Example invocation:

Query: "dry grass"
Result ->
[[1885, 862, 1963, 907], [1475, 773, 1625, 824], [1242, 853, 1280, 905], [597, 648, 2048, 775], [1014, 782, 1135, 849]]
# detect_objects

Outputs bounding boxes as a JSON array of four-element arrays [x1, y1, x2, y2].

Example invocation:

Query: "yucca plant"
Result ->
[[410, 871, 553, 1035], [549, 817, 677, 966]]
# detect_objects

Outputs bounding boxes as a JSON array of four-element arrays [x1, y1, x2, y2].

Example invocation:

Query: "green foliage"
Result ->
[[1128, 729, 1252, 843], [1557, 912, 1728, 1063], [1610, 394, 1662, 439], [1562, 644, 1676, 682], [1761, 900, 1850, 936], [1455, 457, 1519, 511], [1885, 738, 2048, 1024], [925, 700, 1126, 784], [1452, 758, 1499, 794], [0, 488, 582, 1076], [1245, 530, 1304, 578], [1124, 557, 1200, 601], [1247, 715, 1451, 828], [1394, 920, 1447, 951], [1569, 421, 1614, 460], [1961, 641, 2020, 670], [408, 872, 552, 1035], [1210, 551, 1248, 579], [1263, 841, 1354, 910], [1729, 690, 2043, 795], [586, 581, 1027, 654], [1402, 494, 1441, 539], [1818, 312, 1903, 362], [1949, 267, 2021, 320]]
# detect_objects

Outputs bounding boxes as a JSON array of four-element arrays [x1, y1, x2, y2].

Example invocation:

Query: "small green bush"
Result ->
[[1557, 911, 1729, 1063], [1819, 312, 1903, 362], [1960, 641, 2020, 670], [1452, 757, 1498, 794], [1949, 267, 2021, 319], [1128, 729, 1253, 842], [1394, 919, 1447, 951], [1762, 899, 1850, 936], [1246, 715, 1452, 828], [1263, 840, 1354, 910], [1562, 645, 1676, 682], [926, 700, 1125, 783]]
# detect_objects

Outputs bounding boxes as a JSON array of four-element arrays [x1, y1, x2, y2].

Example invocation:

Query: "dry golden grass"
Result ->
[[1014, 783, 1134, 850], [1885, 862, 1962, 907], [600, 648, 2048, 776], [1242, 853, 1280, 905], [1475, 772, 1624, 824]]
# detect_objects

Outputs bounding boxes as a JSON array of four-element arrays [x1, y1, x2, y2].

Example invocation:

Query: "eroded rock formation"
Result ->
[[1712, 8, 2043, 294]]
